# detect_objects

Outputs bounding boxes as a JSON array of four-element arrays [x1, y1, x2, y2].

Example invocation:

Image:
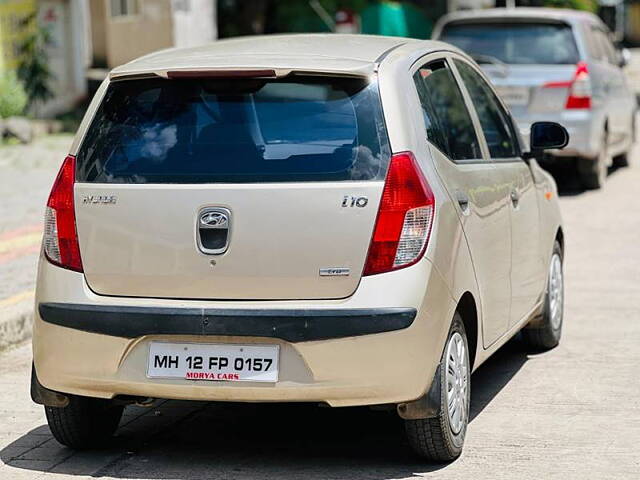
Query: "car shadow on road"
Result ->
[[544, 158, 627, 197], [1, 338, 532, 479]]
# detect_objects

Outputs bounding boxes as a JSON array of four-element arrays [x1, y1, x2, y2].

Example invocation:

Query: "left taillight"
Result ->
[[363, 152, 435, 276], [543, 61, 592, 110], [43, 155, 83, 272]]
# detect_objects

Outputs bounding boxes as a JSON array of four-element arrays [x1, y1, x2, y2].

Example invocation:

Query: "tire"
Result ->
[[405, 313, 470, 462], [579, 132, 609, 189], [521, 241, 564, 351], [612, 153, 629, 168], [613, 117, 635, 168], [45, 394, 124, 449]]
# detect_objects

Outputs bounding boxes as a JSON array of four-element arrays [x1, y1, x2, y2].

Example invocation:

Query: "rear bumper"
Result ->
[[38, 303, 416, 342], [32, 254, 455, 407]]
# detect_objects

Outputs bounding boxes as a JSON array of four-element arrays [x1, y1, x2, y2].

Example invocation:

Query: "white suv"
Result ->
[[434, 8, 637, 189]]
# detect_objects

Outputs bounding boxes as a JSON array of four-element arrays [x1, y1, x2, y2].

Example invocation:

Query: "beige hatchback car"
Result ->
[[32, 35, 567, 461]]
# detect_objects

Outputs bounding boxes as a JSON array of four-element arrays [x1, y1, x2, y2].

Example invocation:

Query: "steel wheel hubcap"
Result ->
[[548, 253, 564, 330], [445, 332, 468, 435]]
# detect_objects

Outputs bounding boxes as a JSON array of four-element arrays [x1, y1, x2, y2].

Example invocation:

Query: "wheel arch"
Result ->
[[397, 290, 479, 421], [456, 291, 478, 370], [555, 227, 564, 257]]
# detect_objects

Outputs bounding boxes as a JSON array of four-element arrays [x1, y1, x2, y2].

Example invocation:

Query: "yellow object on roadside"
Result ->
[[0, 0, 36, 72]]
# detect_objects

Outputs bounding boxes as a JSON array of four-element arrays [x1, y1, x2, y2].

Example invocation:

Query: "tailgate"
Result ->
[[484, 65, 577, 117], [73, 74, 389, 300]]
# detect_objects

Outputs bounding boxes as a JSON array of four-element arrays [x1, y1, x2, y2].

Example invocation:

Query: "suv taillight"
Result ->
[[363, 152, 435, 276], [43, 155, 83, 272], [543, 61, 591, 110]]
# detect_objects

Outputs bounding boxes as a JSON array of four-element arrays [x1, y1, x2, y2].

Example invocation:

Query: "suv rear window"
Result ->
[[76, 76, 389, 183], [440, 22, 580, 65]]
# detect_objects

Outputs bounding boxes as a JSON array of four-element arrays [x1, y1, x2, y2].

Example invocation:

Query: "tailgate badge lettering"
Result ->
[[342, 195, 368, 208], [319, 267, 350, 277], [82, 195, 117, 205]]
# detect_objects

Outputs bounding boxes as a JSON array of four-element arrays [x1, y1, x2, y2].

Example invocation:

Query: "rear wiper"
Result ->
[[469, 54, 509, 76]]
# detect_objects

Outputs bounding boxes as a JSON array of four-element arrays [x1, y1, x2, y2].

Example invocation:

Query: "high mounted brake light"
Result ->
[[43, 155, 83, 272], [363, 152, 435, 276], [166, 69, 277, 79], [543, 61, 592, 110]]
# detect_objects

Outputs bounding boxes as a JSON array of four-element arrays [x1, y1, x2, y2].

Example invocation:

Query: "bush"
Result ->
[[0, 72, 28, 118], [543, 0, 597, 12]]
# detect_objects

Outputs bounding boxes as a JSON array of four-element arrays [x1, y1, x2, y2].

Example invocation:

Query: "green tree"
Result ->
[[17, 13, 54, 111]]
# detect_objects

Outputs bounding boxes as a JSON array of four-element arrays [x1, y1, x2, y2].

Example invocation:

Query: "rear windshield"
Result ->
[[76, 76, 390, 183], [440, 22, 580, 65]]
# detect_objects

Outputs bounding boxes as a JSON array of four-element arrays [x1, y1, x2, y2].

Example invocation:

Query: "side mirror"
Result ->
[[618, 48, 631, 68], [523, 122, 569, 159]]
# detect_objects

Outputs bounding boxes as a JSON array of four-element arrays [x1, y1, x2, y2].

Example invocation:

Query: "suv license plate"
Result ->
[[495, 86, 530, 106], [147, 342, 279, 382]]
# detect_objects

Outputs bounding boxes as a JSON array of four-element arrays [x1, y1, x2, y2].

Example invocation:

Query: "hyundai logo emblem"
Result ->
[[197, 207, 231, 255], [200, 211, 228, 228]]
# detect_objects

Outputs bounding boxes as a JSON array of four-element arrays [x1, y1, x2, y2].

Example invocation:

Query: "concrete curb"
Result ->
[[0, 304, 33, 351]]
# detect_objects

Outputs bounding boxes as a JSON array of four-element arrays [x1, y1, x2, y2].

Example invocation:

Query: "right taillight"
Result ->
[[43, 155, 83, 272], [363, 152, 435, 276], [543, 61, 591, 110]]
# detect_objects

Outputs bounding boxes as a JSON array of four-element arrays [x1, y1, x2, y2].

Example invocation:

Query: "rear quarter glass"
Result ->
[[440, 22, 580, 65], [76, 75, 391, 183]]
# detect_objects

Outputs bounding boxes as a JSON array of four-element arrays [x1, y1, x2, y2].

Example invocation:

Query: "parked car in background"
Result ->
[[434, 8, 636, 189], [32, 35, 567, 462]]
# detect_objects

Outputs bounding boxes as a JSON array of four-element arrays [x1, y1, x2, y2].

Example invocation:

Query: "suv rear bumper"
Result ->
[[32, 254, 455, 407], [518, 110, 601, 159]]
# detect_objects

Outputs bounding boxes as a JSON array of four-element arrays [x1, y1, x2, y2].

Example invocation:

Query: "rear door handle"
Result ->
[[510, 189, 520, 207], [456, 191, 470, 215]]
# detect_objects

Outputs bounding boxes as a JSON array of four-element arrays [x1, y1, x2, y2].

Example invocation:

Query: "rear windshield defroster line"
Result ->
[[76, 75, 391, 184]]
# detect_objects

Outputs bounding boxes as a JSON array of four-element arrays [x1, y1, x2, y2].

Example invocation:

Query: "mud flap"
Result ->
[[396, 364, 441, 420], [31, 364, 69, 408]]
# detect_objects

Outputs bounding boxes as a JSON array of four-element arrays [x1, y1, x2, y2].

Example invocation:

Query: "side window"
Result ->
[[454, 60, 518, 159], [592, 28, 616, 64], [600, 31, 617, 65], [588, 27, 605, 60], [412, 59, 482, 162]]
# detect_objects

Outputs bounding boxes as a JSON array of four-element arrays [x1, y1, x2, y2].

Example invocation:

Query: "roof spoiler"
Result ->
[[109, 67, 372, 82]]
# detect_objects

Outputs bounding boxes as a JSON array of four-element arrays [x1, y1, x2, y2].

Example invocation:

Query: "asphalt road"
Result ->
[[3, 49, 640, 478], [1, 142, 640, 479], [0, 135, 72, 342]]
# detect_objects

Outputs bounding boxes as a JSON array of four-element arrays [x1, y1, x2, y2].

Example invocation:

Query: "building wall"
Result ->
[[172, 0, 216, 48], [89, 0, 106, 66], [39, 0, 89, 117], [0, 0, 36, 72], [105, 0, 174, 67], [628, 2, 640, 45]]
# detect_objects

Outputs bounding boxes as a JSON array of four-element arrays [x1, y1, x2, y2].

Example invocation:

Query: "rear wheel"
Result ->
[[45, 394, 123, 449], [521, 241, 564, 351], [613, 117, 635, 168], [613, 153, 629, 168], [579, 133, 609, 189], [405, 313, 470, 462]]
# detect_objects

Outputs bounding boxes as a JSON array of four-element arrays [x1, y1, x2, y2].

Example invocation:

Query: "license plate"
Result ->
[[147, 342, 279, 382], [495, 86, 530, 106]]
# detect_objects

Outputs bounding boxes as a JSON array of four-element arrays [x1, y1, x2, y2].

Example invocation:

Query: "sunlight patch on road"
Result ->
[[0, 232, 42, 255], [0, 290, 34, 308]]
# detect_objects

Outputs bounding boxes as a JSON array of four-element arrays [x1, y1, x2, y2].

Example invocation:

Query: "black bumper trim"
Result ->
[[38, 303, 416, 342]]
